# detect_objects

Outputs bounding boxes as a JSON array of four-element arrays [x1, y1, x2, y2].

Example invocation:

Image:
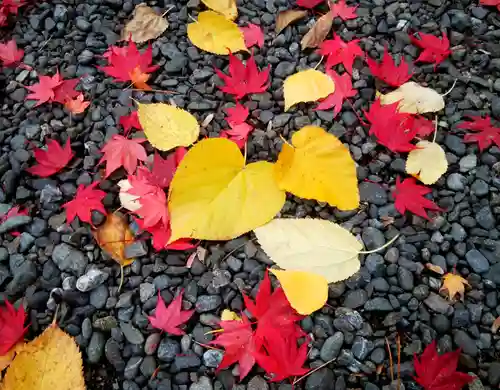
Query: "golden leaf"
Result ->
[[274, 126, 359, 210], [220, 309, 241, 321], [121, 3, 168, 43], [300, 11, 334, 50], [440, 273, 469, 301], [2, 326, 85, 390], [379, 82, 445, 114], [201, 0, 238, 20], [283, 69, 335, 111], [276, 9, 308, 34], [406, 141, 448, 185], [93, 213, 135, 267]]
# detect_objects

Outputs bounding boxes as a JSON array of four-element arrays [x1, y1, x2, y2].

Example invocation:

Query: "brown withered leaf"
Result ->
[[93, 213, 135, 267], [121, 3, 168, 43], [276, 9, 308, 34], [301, 11, 334, 50], [425, 263, 444, 275], [492, 316, 500, 333]]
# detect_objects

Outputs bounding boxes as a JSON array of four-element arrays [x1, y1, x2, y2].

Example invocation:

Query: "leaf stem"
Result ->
[[313, 56, 324, 70], [118, 265, 124, 293], [357, 233, 399, 254], [441, 78, 458, 97], [432, 115, 438, 143], [161, 5, 175, 17], [292, 357, 336, 385], [130, 88, 178, 94], [386, 337, 394, 382], [346, 98, 368, 126]]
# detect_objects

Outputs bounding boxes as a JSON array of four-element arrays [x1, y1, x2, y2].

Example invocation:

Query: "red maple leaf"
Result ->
[[26, 139, 74, 177], [214, 52, 270, 100], [329, 0, 358, 21], [414, 340, 474, 390], [457, 115, 500, 151], [1, 0, 26, 16], [25, 71, 63, 107], [148, 290, 194, 336], [98, 135, 147, 177], [480, 0, 500, 10], [63, 182, 106, 224], [409, 116, 435, 138], [220, 103, 253, 148], [366, 47, 413, 87], [226, 103, 249, 125], [318, 34, 364, 74], [210, 315, 257, 381], [0, 206, 28, 237], [296, 0, 324, 8], [100, 38, 159, 89], [393, 177, 442, 221], [137, 148, 186, 189], [0, 299, 28, 356], [53, 78, 80, 104], [410, 31, 451, 68], [240, 24, 264, 48], [315, 69, 356, 116], [135, 218, 196, 251], [119, 111, 142, 136], [0, 39, 23, 67]]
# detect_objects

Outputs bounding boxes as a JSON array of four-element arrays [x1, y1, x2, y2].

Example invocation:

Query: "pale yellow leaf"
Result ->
[[406, 141, 448, 185], [137, 103, 200, 152], [270, 269, 328, 315], [440, 273, 469, 301], [117, 179, 141, 212], [276, 9, 308, 34], [93, 213, 135, 266], [300, 11, 334, 50], [168, 138, 286, 242], [121, 3, 168, 43], [201, 0, 238, 20], [275, 126, 359, 210], [379, 81, 445, 114], [283, 69, 335, 111], [254, 218, 363, 283], [187, 11, 246, 55], [221, 309, 241, 321], [2, 326, 85, 390]]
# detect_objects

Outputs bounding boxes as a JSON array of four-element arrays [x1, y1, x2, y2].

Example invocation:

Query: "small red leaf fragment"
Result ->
[[480, 0, 500, 10], [393, 177, 442, 221], [63, 182, 107, 224], [367, 47, 413, 87], [315, 69, 356, 117], [126, 175, 169, 228], [53, 78, 80, 104], [329, 0, 358, 21], [410, 31, 451, 67], [0, 39, 23, 67], [148, 290, 194, 336], [137, 148, 186, 189], [26, 139, 74, 177], [296, 0, 324, 8], [240, 23, 264, 48], [119, 111, 142, 136], [98, 134, 147, 177], [220, 103, 254, 148], [318, 34, 364, 74], [0, 300, 28, 356]]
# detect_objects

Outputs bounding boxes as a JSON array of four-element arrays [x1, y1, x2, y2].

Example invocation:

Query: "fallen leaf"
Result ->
[[220, 103, 253, 148], [0, 206, 28, 237], [283, 69, 335, 111], [300, 11, 334, 50], [425, 263, 444, 275], [118, 179, 141, 212], [168, 138, 286, 241], [481, 0, 500, 10], [221, 309, 241, 321], [270, 269, 328, 315], [329, 0, 358, 21], [98, 134, 147, 177], [393, 177, 442, 221], [406, 141, 448, 185], [440, 273, 469, 301], [318, 33, 363, 74], [410, 116, 436, 138], [63, 182, 107, 224], [0, 344, 19, 372], [137, 102, 200, 151], [366, 47, 413, 87], [52, 78, 80, 104], [0, 39, 23, 66], [275, 126, 359, 209], [25, 71, 63, 107], [410, 31, 451, 68], [275, 9, 308, 34], [380, 82, 445, 114], [0, 300, 28, 356], [137, 149, 186, 188], [64, 93, 90, 114], [254, 218, 363, 283], [240, 23, 264, 48], [457, 115, 500, 151], [2, 325, 85, 390], [296, 0, 324, 8], [187, 11, 246, 55], [201, 0, 238, 20], [93, 213, 136, 266], [315, 69, 356, 116], [491, 316, 500, 333], [119, 111, 142, 136], [121, 3, 168, 43], [26, 139, 74, 177], [148, 290, 194, 335]]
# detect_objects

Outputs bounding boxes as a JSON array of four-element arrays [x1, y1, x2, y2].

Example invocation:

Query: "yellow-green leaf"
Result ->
[[168, 138, 286, 242], [275, 126, 359, 210], [137, 103, 200, 152], [187, 11, 246, 55], [201, 0, 238, 20], [406, 140, 448, 185], [283, 69, 335, 111]]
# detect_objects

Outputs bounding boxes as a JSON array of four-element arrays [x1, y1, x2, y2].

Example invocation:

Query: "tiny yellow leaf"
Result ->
[[254, 218, 363, 283], [379, 82, 445, 114], [137, 103, 200, 152], [283, 69, 335, 111], [275, 126, 359, 210], [220, 309, 241, 321], [201, 0, 238, 20], [187, 11, 246, 55], [270, 269, 328, 315], [406, 141, 448, 185], [2, 326, 85, 390], [121, 3, 168, 43], [168, 138, 286, 242], [440, 273, 469, 301]]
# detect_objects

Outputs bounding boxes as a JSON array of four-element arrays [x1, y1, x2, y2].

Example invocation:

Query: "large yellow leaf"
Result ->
[[270, 269, 328, 315], [168, 138, 285, 241], [406, 140, 448, 185], [275, 126, 359, 210], [93, 213, 135, 267], [2, 325, 85, 390], [283, 69, 335, 111], [187, 11, 246, 55], [379, 82, 445, 114], [254, 218, 363, 283], [201, 0, 238, 20], [137, 103, 200, 152]]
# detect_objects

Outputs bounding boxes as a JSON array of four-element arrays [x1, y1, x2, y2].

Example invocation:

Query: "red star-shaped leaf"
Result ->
[[409, 116, 436, 138], [25, 71, 63, 107], [148, 290, 194, 336], [0, 39, 23, 67], [98, 134, 147, 177], [393, 177, 442, 221], [136, 148, 186, 189], [26, 139, 74, 177], [63, 182, 106, 224], [329, 0, 358, 21], [318, 34, 364, 74], [367, 47, 413, 87], [296, 0, 324, 8], [457, 115, 500, 151], [315, 69, 356, 116], [240, 23, 264, 48], [410, 31, 451, 68], [119, 111, 142, 136], [53, 78, 80, 104], [220, 103, 253, 148], [0, 299, 28, 356]]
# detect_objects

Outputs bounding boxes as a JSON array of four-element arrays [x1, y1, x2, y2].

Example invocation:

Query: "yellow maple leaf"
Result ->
[[137, 103, 200, 152], [406, 141, 448, 185], [168, 138, 286, 242], [274, 126, 359, 210], [2, 325, 85, 390], [201, 0, 238, 20], [187, 11, 246, 55], [440, 273, 470, 301], [283, 69, 335, 111]]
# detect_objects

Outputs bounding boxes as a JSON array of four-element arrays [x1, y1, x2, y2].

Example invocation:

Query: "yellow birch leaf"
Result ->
[[187, 11, 246, 55], [440, 273, 469, 301], [269, 269, 328, 315], [168, 138, 285, 242], [137, 103, 200, 152], [275, 126, 359, 210], [93, 213, 135, 267], [120, 3, 168, 43], [406, 141, 448, 185], [2, 325, 85, 390], [284, 69, 335, 111], [201, 0, 238, 20], [254, 218, 363, 283], [379, 82, 445, 114], [220, 309, 241, 321]]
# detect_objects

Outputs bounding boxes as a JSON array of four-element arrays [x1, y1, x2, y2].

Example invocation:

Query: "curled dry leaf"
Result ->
[[406, 141, 448, 185], [300, 11, 334, 50], [283, 69, 335, 111], [201, 0, 238, 20], [491, 316, 500, 334], [379, 81, 445, 114], [93, 213, 136, 266], [425, 263, 444, 275], [276, 9, 308, 34], [121, 3, 168, 43]]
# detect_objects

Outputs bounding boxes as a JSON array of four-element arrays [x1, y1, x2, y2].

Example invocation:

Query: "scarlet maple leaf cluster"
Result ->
[[0, 0, 26, 27], [26, 139, 74, 177], [210, 270, 308, 381], [220, 103, 254, 148], [457, 115, 500, 151], [0, 299, 28, 356], [148, 290, 194, 335]]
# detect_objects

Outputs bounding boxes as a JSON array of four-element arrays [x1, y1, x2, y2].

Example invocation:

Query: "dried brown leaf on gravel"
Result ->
[[93, 213, 136, 266], [121, 3, 168, 43], [301, 11, 334, 50], [276, 9, 308, 34]]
